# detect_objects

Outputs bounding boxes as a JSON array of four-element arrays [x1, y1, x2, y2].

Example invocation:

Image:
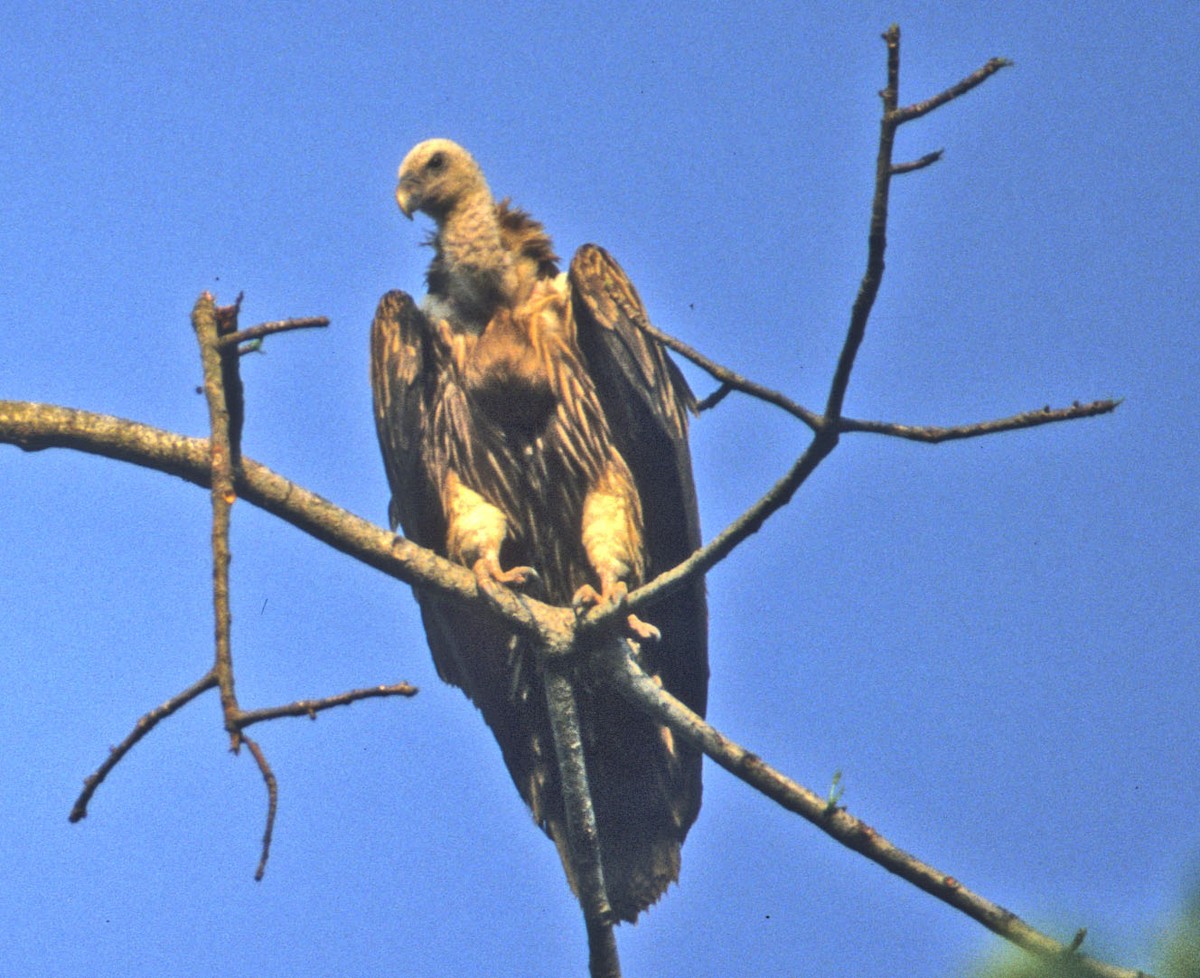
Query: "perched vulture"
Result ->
[[370, 138, 708, 922]]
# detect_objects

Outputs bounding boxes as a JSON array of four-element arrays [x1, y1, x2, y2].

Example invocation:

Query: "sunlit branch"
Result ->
[[234, 684, 419, 727], [217, 316, 330, 351], [599, 639, 1145, 978], [192, 293, 243, 748]]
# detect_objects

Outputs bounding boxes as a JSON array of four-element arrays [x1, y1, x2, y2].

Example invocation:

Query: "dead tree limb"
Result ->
[[0, 22, 1139, 978]]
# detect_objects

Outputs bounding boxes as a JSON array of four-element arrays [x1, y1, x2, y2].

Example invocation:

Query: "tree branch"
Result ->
[[68, 671, 219, 823], [192, 293, 244, 747], [840, 399, 1121, 442], [634, 317, 822, 428], [0, 23, 1133, 978], [217, 315, 330, 351], [234, 683, 419, 727], [597, 638, 1148, 978], [241, 735, 278, 881], [543, 663, 622, 977], [0, 402, 496, 613]]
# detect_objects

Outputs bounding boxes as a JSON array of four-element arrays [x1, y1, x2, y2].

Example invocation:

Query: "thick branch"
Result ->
[[543, 664, 622, 977], [598, 639, 1148, 978], [0, 401, 572, 649], [192, 293, 243, 745]]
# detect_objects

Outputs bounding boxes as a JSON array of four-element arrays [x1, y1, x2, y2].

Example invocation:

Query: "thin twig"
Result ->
[[695, 382, 733, 413], [68, 671, 219, 822], [839, 399, 1121, 442], [825, 25, 902, 423], [890, 149, 944, 175], [217, 316, 330, 350], [241, 736, 278, 881], [892, 54, 1013, 124], [234, 683, 418, 727], [637, 318, 822, 429]]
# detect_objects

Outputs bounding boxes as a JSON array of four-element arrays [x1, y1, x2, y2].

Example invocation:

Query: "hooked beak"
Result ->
[[395, 182, 417, 219]]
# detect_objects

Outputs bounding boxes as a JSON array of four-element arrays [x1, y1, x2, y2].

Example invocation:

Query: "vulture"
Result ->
[[370, 138, 708, 922]]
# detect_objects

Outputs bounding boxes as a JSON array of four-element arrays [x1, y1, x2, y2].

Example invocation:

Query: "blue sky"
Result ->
[[2, 3, 1197, 976]]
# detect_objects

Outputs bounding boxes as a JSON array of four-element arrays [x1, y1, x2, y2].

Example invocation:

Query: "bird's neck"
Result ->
[[438, 189, 509, 279]]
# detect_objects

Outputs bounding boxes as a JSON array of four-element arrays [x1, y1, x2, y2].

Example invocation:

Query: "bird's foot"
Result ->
[[473, 558, 539, 604], [572, 581, 661, 644]]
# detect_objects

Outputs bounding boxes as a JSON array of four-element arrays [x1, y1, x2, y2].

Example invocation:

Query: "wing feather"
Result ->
[[569, 243, 709, 774], [369, 290, 441, 542]]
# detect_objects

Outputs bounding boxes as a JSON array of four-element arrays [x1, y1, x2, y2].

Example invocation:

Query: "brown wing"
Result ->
[[569, 244, 710, 819], [371, 291, 478, 695], [370, 287, 566, 860], [370, 290, 442, 545]]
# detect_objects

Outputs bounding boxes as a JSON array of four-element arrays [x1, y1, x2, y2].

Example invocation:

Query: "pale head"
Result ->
[[395, 138, 490, 222]]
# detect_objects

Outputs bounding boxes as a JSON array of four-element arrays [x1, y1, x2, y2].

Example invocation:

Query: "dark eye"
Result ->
[[427, 151, 445, 172]]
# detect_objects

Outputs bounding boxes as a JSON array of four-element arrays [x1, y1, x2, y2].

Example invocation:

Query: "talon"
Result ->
[[573, 581, 660, 644], [625, 614, 660, 644], [572, 582, 609, 615], [474, 557, 538, 590]]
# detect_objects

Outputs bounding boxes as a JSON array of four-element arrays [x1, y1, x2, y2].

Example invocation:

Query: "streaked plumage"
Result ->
[[371, 139, 708, 921]]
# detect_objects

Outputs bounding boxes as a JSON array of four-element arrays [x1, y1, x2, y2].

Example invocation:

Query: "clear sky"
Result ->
[[2, 3, 1197, 976]]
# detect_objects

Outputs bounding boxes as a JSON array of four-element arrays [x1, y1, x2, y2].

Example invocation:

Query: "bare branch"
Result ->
[[636, 318, 822, 429], [695, 382, 732, 413], [217, 316, 330, 350], [543, 663, 622, 975], [599, 639, 1149, 978], [241, 736, 278, 881], [69, 671, 219, 822], [0, 401, 570, 646], [233, 683, 419, 728], [192, 293, 244, 748], [0, 28, 1124, 978], [620, 434, 835, 619], [890, 149, 943, 175], [840, 399, 1121, 442], [825, 27, 901, 421], [891, 54, 1014, 125]]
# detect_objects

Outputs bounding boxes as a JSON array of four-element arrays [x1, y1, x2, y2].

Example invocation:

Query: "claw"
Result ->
[[573, 581, 660, 644], [572, 581, 617, 615], [474, 557, 538, 590], [624, 614, 661, 644]]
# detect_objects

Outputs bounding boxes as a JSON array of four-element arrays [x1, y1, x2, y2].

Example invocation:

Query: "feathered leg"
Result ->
[[573, 455, 658, 642], [443, 469, 538, 591]]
